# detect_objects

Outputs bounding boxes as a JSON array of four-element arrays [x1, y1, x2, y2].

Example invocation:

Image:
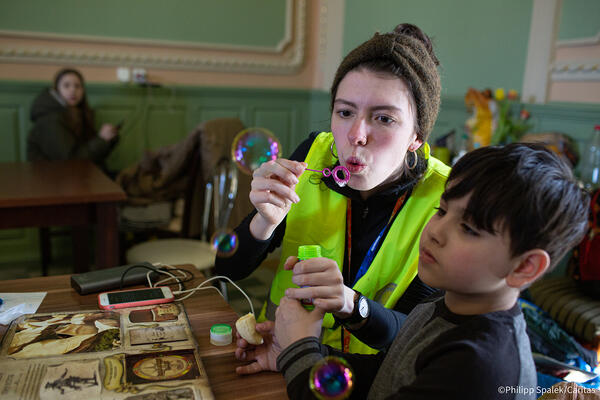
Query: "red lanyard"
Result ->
[[342, 192, 407, 352], [346, 192, 407, 283]]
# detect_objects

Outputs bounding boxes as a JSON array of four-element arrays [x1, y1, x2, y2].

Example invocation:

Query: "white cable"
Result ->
[[174, 275, 255, 316], [145, 263, 255, 316], [146, 268, 182, 291], [148, 263, 186, 291], [175, 285, 223, 302], [146, 270, 153, 288], [154, 269, 186, 288]]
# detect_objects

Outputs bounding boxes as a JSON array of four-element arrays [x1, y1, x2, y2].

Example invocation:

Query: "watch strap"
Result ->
[[343, 290, 368, 326]]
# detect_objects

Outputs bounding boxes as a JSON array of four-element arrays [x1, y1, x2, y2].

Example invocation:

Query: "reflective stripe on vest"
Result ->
[[259, 132, 450, 354]]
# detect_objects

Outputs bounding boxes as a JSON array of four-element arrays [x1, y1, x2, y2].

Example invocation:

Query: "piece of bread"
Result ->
[[235, 313, 264, 345]]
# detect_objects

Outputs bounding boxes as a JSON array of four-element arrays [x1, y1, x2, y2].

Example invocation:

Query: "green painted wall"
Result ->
[[559, 0, 600, 40], [341, 0, 600, 160], [0, 0, 286, 47], [2, 80, 598, 267], [0, 81, 325, 167], [0, 81, 328, 265], [1, 0, 600, 270], [432, 96, 600, 152], [344, 0, 533, 98]]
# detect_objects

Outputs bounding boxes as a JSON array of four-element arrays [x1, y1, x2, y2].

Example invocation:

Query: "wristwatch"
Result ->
[[342, 290, 370, 326]]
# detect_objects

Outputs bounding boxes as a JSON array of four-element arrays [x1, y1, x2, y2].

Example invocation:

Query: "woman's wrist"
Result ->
[[249, 213, 277, 241], [333, 287, 356, 319]]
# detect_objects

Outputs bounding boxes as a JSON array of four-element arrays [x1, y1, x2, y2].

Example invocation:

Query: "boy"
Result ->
[[239, 144, 589, 399]]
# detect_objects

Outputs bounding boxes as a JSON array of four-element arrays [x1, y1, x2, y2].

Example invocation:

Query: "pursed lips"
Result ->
[[344, 156, 367, 173]]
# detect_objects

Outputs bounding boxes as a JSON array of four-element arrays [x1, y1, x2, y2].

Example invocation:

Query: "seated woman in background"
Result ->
[[27, 68, 119, 171]]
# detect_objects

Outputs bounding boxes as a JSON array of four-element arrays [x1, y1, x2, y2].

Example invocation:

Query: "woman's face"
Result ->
[[331, 69, 422, 197], [56, 73, 84, 106]]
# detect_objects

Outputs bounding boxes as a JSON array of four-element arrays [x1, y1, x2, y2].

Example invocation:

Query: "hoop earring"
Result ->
[[405, 150, 418, 170], [330, 141, 338, 158]]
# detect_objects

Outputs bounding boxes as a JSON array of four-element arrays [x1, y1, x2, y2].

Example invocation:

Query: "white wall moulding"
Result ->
[[0, 0, 306, 75], [522, 0, 561, 104], [317, 0, 344, 91], [551, 59, 600, 81], [557, 31, 600, 47]]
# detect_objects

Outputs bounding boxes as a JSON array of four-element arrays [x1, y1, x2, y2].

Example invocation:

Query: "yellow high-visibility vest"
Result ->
[[259, 132, 449, 354]]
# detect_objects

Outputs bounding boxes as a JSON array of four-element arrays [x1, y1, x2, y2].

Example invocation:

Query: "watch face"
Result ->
[[358, 297, 369, 318]]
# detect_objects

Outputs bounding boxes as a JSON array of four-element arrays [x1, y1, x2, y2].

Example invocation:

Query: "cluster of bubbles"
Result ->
[[210, 127, 281, 257], [309, 356, 354, 399]]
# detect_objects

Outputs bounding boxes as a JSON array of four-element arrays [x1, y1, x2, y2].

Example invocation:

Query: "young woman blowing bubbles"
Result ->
[[217, 23, 450, 362]]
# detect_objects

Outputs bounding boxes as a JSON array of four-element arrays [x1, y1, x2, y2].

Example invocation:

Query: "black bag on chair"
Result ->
[[572, 189, 600, 299]]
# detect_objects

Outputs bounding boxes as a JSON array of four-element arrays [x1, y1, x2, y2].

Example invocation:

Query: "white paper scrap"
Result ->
[[0, 292, 47, 325]]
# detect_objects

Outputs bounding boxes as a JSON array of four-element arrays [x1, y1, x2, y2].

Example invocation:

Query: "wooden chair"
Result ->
[[125, 118, 252, 276]]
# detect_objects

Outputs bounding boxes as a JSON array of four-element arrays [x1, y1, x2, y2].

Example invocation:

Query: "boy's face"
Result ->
[[418, 193, 517, 297]]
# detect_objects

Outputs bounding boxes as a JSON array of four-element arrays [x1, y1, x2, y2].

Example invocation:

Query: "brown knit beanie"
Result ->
[[330, 25, 441, 142]]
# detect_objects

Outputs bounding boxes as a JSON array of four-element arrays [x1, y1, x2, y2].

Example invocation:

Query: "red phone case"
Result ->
[[98, 287, 174, 310]]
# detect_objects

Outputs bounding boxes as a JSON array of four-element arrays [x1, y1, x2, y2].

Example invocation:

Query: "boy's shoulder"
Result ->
[[403, 301, 530, 368], [371, 301, 537, 399], [421, 302, 537, 398], [431, 301, 529, 355]]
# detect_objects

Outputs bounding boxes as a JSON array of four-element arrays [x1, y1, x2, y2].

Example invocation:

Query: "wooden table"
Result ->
[[0, 160, 126, 273], [0, 266, 288, 400]]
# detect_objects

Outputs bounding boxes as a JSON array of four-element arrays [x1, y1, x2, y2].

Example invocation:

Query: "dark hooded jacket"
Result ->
[[27, 88, 114, 165]]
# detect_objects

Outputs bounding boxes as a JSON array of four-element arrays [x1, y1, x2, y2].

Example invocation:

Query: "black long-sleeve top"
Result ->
[[277, 300, 536, 400], [215, 132, 441, 349]]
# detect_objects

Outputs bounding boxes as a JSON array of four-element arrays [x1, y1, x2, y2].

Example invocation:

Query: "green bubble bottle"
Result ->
[[297, 245, 322, 310]]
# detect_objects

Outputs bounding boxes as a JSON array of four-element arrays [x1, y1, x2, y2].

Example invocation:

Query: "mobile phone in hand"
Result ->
[[98, 287, 174, 310]]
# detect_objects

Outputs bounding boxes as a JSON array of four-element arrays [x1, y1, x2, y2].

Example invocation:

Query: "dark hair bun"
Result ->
[[393, 23, 439, 66]]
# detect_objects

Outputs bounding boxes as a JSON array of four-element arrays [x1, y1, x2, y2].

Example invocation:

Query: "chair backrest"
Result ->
[[212, 158, 239, 232], [180, 137, 203, 238], [181, 118, 253, 240]]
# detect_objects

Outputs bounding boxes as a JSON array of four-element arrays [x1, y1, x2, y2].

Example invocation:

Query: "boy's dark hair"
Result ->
[[445, 143, 589, 271]]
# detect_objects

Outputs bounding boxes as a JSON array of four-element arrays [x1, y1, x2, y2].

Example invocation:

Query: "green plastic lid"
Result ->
[[210, 323, 232, 346], [211, 324, 232, 335], [298, 245, 322, 260]]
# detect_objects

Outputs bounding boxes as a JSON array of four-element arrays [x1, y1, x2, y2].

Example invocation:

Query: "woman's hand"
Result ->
[[274, 296, 325, 350], [249, 159, 306, 240], [98, 123, 118, 141], [284, 256, 356, 318], [235, 320, 282, 375]]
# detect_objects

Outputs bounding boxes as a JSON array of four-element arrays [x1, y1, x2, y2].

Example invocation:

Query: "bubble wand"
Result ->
[[305, 166, 351, 187]]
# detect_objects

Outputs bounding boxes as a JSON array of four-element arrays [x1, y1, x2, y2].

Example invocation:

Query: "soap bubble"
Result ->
[[231, 127, 281, 175], [210, 228, 239, 257], [309, 356, 353, 400]]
